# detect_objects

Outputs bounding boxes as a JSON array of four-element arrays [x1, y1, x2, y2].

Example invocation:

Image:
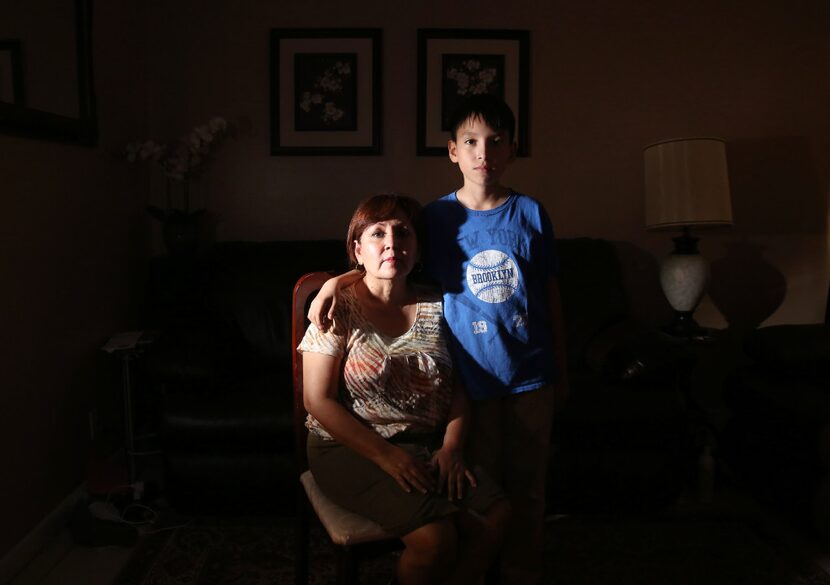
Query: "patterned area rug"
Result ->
[[113, 514, 830, 585], [114, 516, 394, 585]]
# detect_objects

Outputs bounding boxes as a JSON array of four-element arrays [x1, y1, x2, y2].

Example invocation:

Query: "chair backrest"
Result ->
[[826, 280, 829, 326], [292, 271, 334, 473]]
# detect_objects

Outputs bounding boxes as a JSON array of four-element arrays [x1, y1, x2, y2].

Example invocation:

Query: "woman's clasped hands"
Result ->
[[375, 442, 477, 501]]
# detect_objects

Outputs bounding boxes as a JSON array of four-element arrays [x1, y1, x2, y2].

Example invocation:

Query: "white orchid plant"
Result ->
[[126, 116, 229, 221]]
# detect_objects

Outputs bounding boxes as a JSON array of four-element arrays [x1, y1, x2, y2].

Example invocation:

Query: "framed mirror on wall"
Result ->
[[0, 0, 97, 146]]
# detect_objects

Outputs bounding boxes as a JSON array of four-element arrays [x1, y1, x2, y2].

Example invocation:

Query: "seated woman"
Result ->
[[299, 194, 510, 585]]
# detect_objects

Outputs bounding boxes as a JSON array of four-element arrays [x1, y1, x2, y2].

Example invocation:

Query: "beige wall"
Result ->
[[0, 0, 147, 561], [1, 0, 828, 563], [145, 0, 830, 328]]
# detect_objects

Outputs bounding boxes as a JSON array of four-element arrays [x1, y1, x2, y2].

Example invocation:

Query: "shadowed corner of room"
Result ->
[[707, 136, 827, 334]]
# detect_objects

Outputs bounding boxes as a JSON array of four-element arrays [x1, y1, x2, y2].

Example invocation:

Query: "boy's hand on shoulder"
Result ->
[[308, 279, 340, 331]]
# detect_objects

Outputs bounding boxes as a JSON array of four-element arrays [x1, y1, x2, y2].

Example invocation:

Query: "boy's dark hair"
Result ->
[[448, 94, 516, 143]]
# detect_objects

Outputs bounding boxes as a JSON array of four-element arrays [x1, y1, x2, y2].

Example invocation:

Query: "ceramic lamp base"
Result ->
[[659, 230, 710, 339]]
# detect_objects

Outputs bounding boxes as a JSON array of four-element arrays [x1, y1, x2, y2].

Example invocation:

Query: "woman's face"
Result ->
[[354, 211, 418, 282]]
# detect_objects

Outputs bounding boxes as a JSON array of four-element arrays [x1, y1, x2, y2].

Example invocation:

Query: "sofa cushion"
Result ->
[[162, 373, 293, 450]]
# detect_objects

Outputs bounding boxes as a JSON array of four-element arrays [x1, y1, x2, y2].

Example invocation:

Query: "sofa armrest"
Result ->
[[746, 324, 830, 382]]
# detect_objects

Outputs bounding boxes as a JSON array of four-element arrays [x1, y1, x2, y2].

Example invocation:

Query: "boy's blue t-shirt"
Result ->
[[422, 191, 560, 400]]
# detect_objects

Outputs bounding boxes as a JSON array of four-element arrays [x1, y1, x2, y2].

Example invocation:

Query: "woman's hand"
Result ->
[[431, 446, 476, 501], [375, 444, 436, 494]]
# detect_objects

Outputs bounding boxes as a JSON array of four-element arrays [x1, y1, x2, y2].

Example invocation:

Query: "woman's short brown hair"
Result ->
[[346, 194, 423, 268]]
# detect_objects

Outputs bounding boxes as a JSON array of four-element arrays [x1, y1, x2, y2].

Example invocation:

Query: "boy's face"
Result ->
[[448, 115, 516, 190]]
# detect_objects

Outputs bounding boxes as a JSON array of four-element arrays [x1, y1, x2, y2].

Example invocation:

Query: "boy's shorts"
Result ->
[[307, 432, 506, 537]]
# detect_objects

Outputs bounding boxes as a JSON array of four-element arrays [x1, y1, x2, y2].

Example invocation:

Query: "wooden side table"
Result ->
[[679, 328, 746, 502]]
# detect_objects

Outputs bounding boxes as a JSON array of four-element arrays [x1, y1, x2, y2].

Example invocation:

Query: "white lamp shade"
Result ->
[[644, 138, 733, 230]]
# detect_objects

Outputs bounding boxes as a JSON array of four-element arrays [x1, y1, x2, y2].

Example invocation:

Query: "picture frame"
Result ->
[[417, 29, 529, 157], [270, 28, 382, 156], [0, 40, 24, 106]]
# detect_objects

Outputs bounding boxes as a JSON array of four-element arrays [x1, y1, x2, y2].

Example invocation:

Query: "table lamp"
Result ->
[[644, 137, 733, 338]]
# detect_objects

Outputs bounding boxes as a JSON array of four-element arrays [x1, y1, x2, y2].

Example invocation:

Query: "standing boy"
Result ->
[[421, 94, 568, 584], [309, 94, 568, 584]]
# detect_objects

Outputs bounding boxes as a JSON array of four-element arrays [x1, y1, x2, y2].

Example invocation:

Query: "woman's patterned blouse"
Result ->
[[298, 284, 453, 440]]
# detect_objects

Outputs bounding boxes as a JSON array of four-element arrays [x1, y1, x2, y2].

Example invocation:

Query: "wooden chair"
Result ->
[[292, 271, 401, 585]]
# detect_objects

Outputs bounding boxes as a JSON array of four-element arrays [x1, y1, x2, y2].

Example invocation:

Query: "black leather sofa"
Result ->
[[142, 240, 348, 512], [142, 237, 693, 513], [721, 308, 830, 538]]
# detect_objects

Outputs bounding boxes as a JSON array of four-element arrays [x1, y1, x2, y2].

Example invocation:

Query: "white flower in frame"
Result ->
[[322, 102, 344, 123], [299, 92, 312, 112]]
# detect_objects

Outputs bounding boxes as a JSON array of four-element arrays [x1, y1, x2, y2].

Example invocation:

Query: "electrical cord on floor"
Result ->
[[120, 502, 158, 526], [93, 483, 193, 535]]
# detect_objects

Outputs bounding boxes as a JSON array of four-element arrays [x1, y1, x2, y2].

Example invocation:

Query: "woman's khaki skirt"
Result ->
[[307, 432, 506, 537]]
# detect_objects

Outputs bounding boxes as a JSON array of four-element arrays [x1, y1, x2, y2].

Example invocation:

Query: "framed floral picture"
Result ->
[[270, 29, 382, 155], [0, 40, 24, 106], [417, 29, 529, 156]]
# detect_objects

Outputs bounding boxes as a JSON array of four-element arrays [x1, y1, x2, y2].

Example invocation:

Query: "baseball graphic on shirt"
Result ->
[[466, 250, 519, 303]]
